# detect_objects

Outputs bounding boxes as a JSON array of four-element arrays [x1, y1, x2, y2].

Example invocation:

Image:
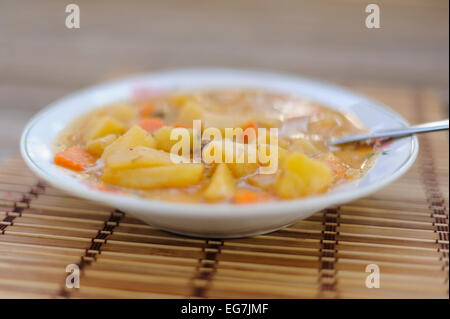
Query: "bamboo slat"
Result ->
[[0, 85, 447, 298]]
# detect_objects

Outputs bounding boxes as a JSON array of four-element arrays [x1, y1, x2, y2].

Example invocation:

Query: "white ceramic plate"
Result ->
[[21, 68, 418, 238]]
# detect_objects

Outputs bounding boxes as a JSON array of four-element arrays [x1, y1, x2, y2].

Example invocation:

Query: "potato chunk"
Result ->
[[227, 162, 258, 178], [171, 94, 195, 108], [202, 140, 258, 177], [227, 142, 259, 178], [102, 164, 204, 189], [84, 116, 126, 142], [102, 125, 156, 160], [153, 126, 193, 153], [87, 134, 118, 156], [105, 146, 186, 170], [176, 101, 204, 125], [274, 152, 333, 198], [203, 164, 236, 201], [108, 103, 138, 123], [257, 143, 288, 169]]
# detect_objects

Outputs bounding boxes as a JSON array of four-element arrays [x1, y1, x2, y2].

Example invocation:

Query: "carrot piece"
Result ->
[[240, 121, 258, 143], [234, 189, 269, 204], [138, 117, 165, 133], [174, 123, 190, 128], [138, 103, 154, 117], [243, 121, 258, 131], [54, 146, 96, 171]]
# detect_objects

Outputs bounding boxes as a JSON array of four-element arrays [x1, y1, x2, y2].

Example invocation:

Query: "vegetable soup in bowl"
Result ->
[[21, 69, 418, 238]]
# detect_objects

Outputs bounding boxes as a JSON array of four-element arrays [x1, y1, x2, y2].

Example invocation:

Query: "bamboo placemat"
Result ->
[[0, 85, 448, 299]]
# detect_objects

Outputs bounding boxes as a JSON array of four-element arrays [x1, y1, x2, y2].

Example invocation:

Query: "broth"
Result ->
[[53, 90, 377, 204]]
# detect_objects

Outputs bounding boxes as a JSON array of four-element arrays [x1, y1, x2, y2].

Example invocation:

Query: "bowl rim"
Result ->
[[20, 68, 419, 217]]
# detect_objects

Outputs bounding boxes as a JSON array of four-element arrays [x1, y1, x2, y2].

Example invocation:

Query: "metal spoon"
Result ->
[[330, 119, 449, 146]]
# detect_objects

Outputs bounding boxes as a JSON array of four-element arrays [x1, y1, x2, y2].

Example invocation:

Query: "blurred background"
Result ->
[[0, 0, 448, 159]]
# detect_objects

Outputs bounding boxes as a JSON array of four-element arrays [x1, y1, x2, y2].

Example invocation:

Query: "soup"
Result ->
[[53, 90, 377, 204]]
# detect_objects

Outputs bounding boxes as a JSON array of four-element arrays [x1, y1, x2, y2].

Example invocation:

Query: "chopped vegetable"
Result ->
[[274, 152, 333, 198], [171, 94, 192, 107], [174, 123, 190, 128], [202, 140, 259, 177], [176, 101, 204, 125], [108, 104, 138, 122], [138, 117, 165, 133], [153, 126, 193, 153], [102, 125, 156, 160], [105, 146, 182, 170], [54, 146, 96, 171], [234, 189, 269, 204], [241, 121, 258, 143], [138, 103, 154, 117], [84, 116, 125, 142], [203, 164, 235, 201], [102, 164, 204, 189], [227, 162, 258, 178], [87, 134, 117, 156]]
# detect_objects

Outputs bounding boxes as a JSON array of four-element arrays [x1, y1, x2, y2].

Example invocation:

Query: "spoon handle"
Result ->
[[331, 119, 449, 145]]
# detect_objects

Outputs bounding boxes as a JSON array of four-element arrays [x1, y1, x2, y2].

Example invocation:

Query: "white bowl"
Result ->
[[21, 68, 418, 238]]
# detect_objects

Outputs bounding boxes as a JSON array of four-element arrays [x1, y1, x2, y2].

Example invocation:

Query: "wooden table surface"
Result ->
[[0, 0, 448, 160]]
